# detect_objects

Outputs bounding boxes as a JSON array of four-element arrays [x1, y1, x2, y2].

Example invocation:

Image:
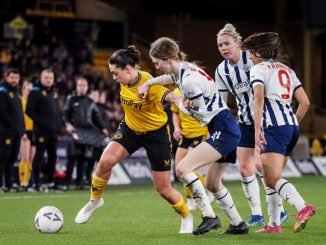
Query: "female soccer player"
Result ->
[[138, 37, 248, 235], [215, 23, 287, 227], [242, 32, 315, 233], [171, 87, 214, 211], [75, 46, 193, 234]]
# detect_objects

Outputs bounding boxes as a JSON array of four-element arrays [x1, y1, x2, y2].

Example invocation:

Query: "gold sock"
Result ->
[[19, 161, 27, 186], [91, 175, 108, 200], [171, 195, 190, 218], [184, 171, 207, 198], [183, 183, 192, 198], [195, 171, 206, 186], [26, 162, 32, 184]]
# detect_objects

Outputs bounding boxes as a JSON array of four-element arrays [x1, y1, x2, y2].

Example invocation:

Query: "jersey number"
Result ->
[[278, 69, 290, 99]]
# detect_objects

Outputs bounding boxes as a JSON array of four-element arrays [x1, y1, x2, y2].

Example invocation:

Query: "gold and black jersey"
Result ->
[[120, 71, 170, 132], [170, 88, 208, 138]]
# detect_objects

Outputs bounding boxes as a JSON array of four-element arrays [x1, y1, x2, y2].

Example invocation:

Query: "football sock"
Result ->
[[183, 171, 206, 198], [241, 174, 262, 215], [265, 186, 281, 226], [91, 175, 108, 200], [183, 172, 215, 218], [26, 162, 32, 185], [260, 174, 285, 213], [213, 187, 243, 226], [171, 195, 190, 218], [19, 160, 28, 186], [275, 179, 305, 211]]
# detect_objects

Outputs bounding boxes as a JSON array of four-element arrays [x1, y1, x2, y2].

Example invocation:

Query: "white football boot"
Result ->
[[75, 197, 104, 224]]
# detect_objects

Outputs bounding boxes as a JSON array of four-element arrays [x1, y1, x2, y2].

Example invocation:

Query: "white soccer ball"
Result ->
[[34, 206, 64, 233]]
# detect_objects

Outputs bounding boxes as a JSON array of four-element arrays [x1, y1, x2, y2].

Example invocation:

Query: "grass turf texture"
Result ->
[[0, 176, 325, 244]]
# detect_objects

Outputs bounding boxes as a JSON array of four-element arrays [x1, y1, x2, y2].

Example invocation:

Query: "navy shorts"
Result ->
[[206, 109, 241, 164], [238, 124, 255, 148], [261, 125, 300, 156]]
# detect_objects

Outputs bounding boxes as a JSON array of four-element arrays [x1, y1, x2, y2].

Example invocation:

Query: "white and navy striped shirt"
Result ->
[[215, 50, 254, 125], [171, 61, 229, 126], [250, 60, 302, 128]]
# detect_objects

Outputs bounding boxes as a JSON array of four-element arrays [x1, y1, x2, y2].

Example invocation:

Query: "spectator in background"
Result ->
[[26, 69, 63, 192], [18, 80, 35, 191], [63, 77, 108, 190], [0, 68, 24, 192]]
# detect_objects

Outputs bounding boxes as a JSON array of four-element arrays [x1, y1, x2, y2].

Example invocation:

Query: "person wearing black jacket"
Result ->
[[63, 77, 108, 189], [0, 68, 24, 192], [26, 69, 63, 191]]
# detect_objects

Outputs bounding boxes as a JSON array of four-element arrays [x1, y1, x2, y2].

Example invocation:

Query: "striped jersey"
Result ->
[[215, 50, 254, 125], [170, 61, 229, 126], [250, 60, 302, 128]]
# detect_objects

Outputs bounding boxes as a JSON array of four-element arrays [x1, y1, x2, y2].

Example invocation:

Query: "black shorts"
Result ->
[[26, 130, 35, 146], [178, 135, 206, 149], [112, 121, 172, 171]]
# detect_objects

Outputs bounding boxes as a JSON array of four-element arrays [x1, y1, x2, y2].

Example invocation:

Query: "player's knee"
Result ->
[[175, 163, 190, 179], [97, 153, 118, 173], [206, 179, 223, 193], [239, 164, 255, 177], [156, 184, 171, 198]]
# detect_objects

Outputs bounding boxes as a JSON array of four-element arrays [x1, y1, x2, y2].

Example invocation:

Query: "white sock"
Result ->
[[183, 172, 215, 218], [265, 187, 281, 226], [241, 174, 262, 215], [214, 187, 243, 226], [275, 179, 305, 211], [260, 174, 285, 213]]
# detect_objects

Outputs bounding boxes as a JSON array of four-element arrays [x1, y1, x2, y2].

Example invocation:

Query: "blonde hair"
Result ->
[[217, 23, 242, 41]]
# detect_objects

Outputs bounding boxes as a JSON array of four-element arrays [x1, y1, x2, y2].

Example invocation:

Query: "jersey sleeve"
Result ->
[[292, 72, 303, 93], [215, 66, 228, 92], [170, 88, 181, 113], [182, 78, 206, 111], [148, 84, 171, 103], [250, 64, 267, 88]]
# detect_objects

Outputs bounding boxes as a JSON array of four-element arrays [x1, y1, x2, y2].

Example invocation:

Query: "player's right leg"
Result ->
[[237, 147, 265, 227], [176, 142, 222, 235]]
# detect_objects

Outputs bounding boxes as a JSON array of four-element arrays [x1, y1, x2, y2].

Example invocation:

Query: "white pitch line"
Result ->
[[0, 191, 152, 200]]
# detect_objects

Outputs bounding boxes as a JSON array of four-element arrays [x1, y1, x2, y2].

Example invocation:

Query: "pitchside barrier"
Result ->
[[49, 136, 326, 185]]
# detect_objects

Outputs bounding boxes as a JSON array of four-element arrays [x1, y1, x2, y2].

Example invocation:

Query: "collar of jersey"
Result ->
[[128, 72, 141, 88]]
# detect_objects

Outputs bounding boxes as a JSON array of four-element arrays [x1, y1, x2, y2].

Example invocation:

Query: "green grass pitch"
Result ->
[[0, 176, 325, 245]]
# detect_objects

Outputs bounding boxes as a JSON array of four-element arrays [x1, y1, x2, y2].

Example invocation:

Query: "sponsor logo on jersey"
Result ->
[[120, 97, 143, 110]]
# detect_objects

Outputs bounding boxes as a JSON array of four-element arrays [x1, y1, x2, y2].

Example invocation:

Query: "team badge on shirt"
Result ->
[[5, 138, 11, 145], [42, 90, 47, 96], [9, 92, 14, 98], [39, 137, 44, 143], [243, 64, 250, 72]]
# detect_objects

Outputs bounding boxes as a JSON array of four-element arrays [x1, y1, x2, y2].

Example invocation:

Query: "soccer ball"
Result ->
[[34, 206, 64, 233]]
